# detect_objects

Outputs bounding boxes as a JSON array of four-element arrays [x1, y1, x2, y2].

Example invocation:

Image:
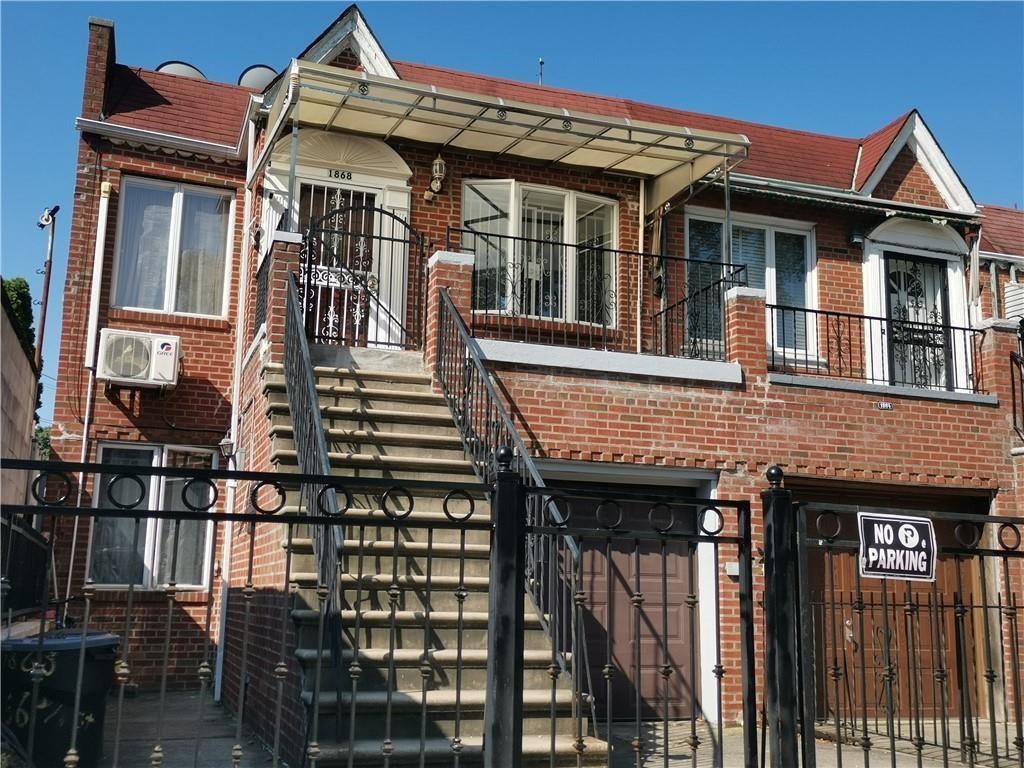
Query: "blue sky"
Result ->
[[2, 1, 1022, 424]]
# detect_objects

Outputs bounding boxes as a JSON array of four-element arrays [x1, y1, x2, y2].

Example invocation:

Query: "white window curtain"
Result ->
[[114, 179, 231, 316], [175, 193, 230, 315], [115, 184, 174, 311]]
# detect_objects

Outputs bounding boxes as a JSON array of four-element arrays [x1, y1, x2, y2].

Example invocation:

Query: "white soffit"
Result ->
[[284, 62, 749, 214]]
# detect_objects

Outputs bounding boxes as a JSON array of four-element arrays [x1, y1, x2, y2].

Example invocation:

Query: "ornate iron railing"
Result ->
[[301, 205, 425, 350], [651, 264, 748, 361], [768, 304, 982, 394], [434, 288, 599, 735], [446, 226, 743, 359]]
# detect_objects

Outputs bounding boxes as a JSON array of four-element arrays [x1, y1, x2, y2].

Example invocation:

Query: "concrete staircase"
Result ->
[[264, 353, 607, 766]]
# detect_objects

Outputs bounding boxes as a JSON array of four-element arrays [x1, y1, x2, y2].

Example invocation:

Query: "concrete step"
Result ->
[[267, 401, 459, 435], [266, 363, 434, 391], [266, 379, 451, 416], [300, 688, 578, 739], [312, 735, 608, 766], [295, 647, 562, 690], [271, 449, 479, 483], [271, 424, 465, 454]]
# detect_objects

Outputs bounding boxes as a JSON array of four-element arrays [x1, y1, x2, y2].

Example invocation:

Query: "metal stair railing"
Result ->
[[434, 287, 599, 736], [283, 274, 344, 754]]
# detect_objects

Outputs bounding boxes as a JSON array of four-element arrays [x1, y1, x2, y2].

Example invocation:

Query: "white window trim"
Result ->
[[862, 219, 972, 391], [88, 442, 218, 591], [462, 179, 619, 327], [110, 177, 235, 319], [684, 206, 819, 355]]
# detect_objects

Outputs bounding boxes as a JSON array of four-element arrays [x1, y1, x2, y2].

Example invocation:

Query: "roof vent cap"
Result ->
[[238, 64, 277, 91], [155, 60, 206, 80]]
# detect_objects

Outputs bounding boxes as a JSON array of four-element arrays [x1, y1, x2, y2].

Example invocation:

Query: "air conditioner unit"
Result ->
[[97, 329, 181, 388]]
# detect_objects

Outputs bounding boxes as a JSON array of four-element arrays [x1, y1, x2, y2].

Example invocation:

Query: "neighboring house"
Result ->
[[41, 6, 1024, 765], [2, 282, 38, 505]]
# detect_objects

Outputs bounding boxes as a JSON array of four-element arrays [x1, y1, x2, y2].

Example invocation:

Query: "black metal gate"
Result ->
[[761, 470, 1024, 768], [301, 205, 425, 350]]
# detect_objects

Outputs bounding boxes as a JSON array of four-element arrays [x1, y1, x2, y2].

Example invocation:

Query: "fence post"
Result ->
[[761, 465, 800, 768], [483, 446, 525, 767]]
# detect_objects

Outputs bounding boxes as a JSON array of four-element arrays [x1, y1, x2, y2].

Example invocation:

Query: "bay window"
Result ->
[[686, 209, 815, 350], [113, 178, 233, 317], [90, 444, 216, 588], [461, 181, 617, 325]]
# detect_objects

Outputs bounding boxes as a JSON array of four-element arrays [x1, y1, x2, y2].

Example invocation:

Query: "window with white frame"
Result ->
[[113, 178, 233, 317], [686, 210, 815, 350], [461, 181, 617, 325], [90, 444, 216, 588]]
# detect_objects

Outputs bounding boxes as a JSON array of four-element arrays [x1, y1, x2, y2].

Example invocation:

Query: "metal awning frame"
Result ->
[[249, 60, 750, 221]]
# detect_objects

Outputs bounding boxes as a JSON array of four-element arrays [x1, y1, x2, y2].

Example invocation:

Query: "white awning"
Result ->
[[257, 61, 749, 215]]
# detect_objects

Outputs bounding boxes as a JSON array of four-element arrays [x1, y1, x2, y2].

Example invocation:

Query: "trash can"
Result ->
[[2, 631, 120, 768]]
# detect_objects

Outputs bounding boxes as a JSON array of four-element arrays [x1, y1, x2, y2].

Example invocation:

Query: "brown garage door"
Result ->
[[571, 490, 699, 721]]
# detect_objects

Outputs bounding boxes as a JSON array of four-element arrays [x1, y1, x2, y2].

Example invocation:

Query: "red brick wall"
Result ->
[[47, 21, 248, 689], [873, 146, 948, 209]]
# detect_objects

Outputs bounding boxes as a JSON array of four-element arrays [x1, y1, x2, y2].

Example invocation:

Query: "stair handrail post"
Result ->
[[761, 465, 801, 768], [483, 445, 525, 768]]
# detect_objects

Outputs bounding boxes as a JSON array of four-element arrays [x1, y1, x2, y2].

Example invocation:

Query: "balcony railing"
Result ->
[[446, 227, 745, 362], [767, 304, 982, 394]]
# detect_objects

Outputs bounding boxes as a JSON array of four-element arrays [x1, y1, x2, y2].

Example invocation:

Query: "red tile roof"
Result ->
[[103, 65, 252, 148], [393, 61, 868, 190], [855, 111, 911, 189], [980, 204, 1024, 256]]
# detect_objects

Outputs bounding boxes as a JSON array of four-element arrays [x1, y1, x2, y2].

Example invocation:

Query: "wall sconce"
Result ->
[[848, 228, 865, 248], [430, 155, 447, 193], [218, 433, 236, 460]]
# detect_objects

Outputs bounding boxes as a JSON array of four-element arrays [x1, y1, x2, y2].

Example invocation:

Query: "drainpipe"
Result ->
[[990, 261, 1000, 319], [64, 180, 112, 620], [215, 114, 258, 702]]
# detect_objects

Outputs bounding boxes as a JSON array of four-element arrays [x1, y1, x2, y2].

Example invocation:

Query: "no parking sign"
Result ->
[[857, 511, 936, 582]]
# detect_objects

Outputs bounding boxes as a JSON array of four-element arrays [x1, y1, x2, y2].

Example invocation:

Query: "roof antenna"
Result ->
[[537, 57, 544, 85]]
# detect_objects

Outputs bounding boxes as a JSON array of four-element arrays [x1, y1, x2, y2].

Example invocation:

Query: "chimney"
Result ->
[[82, 17, 116, 120]]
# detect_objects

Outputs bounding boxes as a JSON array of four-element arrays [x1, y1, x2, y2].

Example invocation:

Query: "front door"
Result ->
[[300, 183, 417, 349], [884, 253, 953, 390]]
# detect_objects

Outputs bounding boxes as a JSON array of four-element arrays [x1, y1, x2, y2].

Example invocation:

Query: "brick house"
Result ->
[[42, 5, 1024, 765]]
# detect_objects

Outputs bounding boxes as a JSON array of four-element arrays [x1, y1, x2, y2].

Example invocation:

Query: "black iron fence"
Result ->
[[302, 205, 425, 350], [768, 305, 982, 394], [0, 458, 493, 767], [446, 227, 744, 361], [762, 471, 1024, 768]]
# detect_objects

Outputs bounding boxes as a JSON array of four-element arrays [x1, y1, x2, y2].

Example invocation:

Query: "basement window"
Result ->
[[89, 443, 217, 589], [111, 177, 234, 318]]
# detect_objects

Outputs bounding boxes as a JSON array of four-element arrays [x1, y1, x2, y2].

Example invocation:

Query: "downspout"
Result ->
[[990, 261, 1000, 320], [637, 178, 645, 354], [65, 178, 112, 620], [215, 112, 257, 702]]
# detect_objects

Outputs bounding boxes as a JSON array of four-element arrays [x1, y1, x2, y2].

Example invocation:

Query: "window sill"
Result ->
[[767, 372, 998, 405], [108, 308, 231, 332]]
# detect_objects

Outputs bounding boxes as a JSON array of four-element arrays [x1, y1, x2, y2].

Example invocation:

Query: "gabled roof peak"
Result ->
[[296, 4, 397, 79]]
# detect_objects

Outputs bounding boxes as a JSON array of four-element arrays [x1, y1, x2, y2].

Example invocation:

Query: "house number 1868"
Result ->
[[327, 169, 353, 180]]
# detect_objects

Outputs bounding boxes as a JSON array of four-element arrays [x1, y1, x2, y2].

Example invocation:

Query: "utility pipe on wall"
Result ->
[[637, 178, 645, 354], [65, 180, 112, 619]]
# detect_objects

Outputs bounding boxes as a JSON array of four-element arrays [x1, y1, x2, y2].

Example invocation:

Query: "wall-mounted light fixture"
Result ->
[[430, 155, 447, 193], [218, 433, 236, 460], [848, 228, 865, 248]]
